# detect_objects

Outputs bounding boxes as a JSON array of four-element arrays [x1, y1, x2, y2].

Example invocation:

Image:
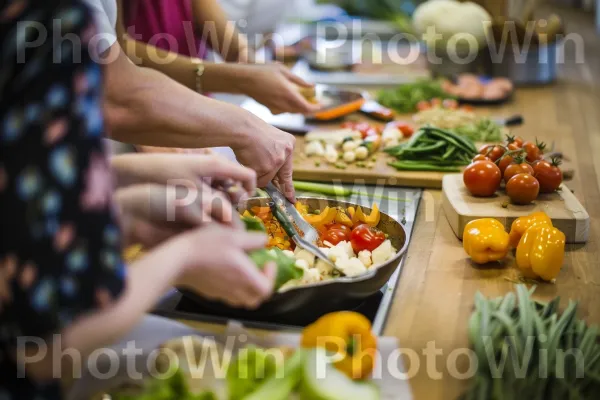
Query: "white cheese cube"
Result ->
[[294, 249, 316, 268], [335, 257, 368, 277], [358, 250, 373, 268], [371, 240, 393, 265]]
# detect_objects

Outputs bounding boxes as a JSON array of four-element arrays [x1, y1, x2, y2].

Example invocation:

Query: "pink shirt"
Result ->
[[123, 0, 208, 59]]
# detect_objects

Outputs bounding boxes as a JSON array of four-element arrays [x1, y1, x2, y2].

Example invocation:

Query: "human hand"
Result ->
[[112, 153, 256, 204], [239, 64, 320, 115], [232, 120, 296, 201], [175, 224, 276, 309], [115, 182, 241, 249]]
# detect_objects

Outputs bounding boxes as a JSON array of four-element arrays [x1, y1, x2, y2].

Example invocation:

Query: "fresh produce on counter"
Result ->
[[304, 122, 388, 169], [465, 286, 600, 399], [241, 203, 396, 291], [385, 126, 478, 172], [413, 0, 491, 51], [111, 312, 383, 400], [463, 218, 510, 265], [412, 100, 507, 142], [302, 312, 378, 380], [463, 136, 563, 204], [318, 0, 412, 32], [377, 79, 455, 114], [441, 74, 514, 101], [463, 212, 566, 282]]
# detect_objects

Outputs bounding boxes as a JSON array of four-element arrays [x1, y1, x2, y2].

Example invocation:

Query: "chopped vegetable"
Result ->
[[227, 346, 280, 400], [463, 218, 509, 264], [304, 206, 337, 227], [241, 216, 266, 233], [516, 226, 566, 281], [249, 248, 304, 290], [301, 312, 378, 380], [377, 80, 455, 114], [240, 350, 305, 400]]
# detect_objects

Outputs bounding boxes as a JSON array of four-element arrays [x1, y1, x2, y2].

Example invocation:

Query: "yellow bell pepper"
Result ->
[[301, 312, 377, 380], [362, 203, 381, 227], [509, 212, 553, 248], [304, 206, 337, 227], [351, 206, 365, 227], [516, 226, 566, 281], [295, 201, 309, 216], [242, 210, 253, 219], [463, 218, 510, 264], [334, 208, 353, 227], [347, 206, 355, 219]]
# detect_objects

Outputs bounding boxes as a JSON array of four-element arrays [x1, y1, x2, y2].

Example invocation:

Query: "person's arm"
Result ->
[[103, 41, 297, 199], [190, 0, 251, 62]]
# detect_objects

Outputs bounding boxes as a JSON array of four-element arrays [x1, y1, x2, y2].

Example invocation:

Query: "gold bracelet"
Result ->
[[193, 58, 205, 94]]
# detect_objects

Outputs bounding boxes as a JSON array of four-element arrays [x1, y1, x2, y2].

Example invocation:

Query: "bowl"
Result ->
[[180, 197, 409, 318]]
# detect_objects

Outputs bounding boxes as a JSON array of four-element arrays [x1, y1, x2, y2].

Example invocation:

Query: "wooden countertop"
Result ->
[[386, 7, 600, 399]]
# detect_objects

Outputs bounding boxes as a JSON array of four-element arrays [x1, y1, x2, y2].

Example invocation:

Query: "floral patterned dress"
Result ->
[[0, 1, 126, 398]]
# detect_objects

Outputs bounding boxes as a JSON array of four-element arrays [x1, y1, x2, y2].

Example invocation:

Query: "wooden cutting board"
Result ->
[[441, 174, 590, 243], [292, 135, 450, 188]]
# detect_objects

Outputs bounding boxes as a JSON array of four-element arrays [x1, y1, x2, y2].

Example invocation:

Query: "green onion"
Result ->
[[292, 181, 410, 202]]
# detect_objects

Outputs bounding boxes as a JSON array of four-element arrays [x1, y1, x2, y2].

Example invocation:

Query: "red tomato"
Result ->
[[533, 159, 563, 193], [472, 154, 491, 162], [522, 141, 542, 162], [506, 173, 540, 205], [416, 100, 431, 111], [497, 154, 515, 175], [387, 122, 415, 138], [328, 223, 351, 233], [442, 99, 459, 109], [350, 224, 386, 253], [504, 162, 534, 183], [323, 229, 350, 245], [430, 98, 442, 107], [463, 160, 502, 197], [478, 145, 505, 162], [479, 144, 494, 155]]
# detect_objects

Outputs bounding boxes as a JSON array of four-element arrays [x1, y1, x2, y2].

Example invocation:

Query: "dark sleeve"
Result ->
[[0, 0, 126, 347]]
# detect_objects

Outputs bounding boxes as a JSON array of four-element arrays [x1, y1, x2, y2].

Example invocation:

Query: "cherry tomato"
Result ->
[[506, 173, 540, 205], [350, 224, 386, 253], [504, 162, 534, 183], [497, 154, 515, 175], [323, 228, 350, 245], [430, 98, 442, 107], [463, 160, 502, 197], [533, 159, 563, 193], [505, 135, 524, 148], [328, 223, 351, 233], [461, 105, 475, 112], [479, 144, 494, 155], [472, 154, 491, 162], [386, 121, 414, 138], [487, 146, 506, 162], [416, 100, 431, 111], [442, 99, 459, 109], [522, 141, 542, 162], [507, 143, 521, 151]]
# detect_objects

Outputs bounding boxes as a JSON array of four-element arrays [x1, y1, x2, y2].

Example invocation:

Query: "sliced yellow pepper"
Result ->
[[347, 206, 356, 219], [304, 206, 337, 227], [463, 218, 510, 264], [362, 203, 381, 227], [351, 206, 366, 227], [509, 212, 553, 248], [516, 226, 566, 282], [242, 210, 253, 219], [295, 201, 309, 216], [334, 208, 353, 227]]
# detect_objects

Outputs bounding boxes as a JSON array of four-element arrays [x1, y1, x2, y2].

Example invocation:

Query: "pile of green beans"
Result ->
[[463, 285, 600, 400], [385, 126, 478, 172]]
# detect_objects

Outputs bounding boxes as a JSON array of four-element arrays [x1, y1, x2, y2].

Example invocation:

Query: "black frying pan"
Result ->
[[180, 197, 408, 318]]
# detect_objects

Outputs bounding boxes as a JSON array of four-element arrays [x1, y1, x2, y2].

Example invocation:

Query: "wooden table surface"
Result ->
[[176, 6, 600, 400], [385, 7, 600, 399]]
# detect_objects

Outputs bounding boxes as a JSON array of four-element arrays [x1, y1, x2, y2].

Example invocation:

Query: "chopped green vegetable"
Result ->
[[241, 350, 305, 400], [377, 80, 455, 114], [451, 118, 505, 142], [249, 248, 303, 290], [241, 216, 266, 233], [227, 346, 280, 400], [292, 181, 410, 202]]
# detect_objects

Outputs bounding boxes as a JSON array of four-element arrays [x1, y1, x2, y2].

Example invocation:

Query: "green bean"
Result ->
[[423, 128, 475, 156], [425, 126, 478, 153], [388, 161, 461, 172], [402, 141, 445, 154], [442, 146, 457, 160]]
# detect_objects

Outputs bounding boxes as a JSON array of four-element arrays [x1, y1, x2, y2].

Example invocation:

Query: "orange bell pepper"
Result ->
[[351, 206, 366, 227], [350, 204, 380, 227], [516, 226, 566, 281], [295, 201, 309, 216], [301, 312, 377, 380], [463, 218, 510, 264], [334, 208, 354, 227], [509, 212, 553, 248]]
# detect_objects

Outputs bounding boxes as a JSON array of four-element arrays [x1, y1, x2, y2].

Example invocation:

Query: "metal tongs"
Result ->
[[264, 183, 342, 274]]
